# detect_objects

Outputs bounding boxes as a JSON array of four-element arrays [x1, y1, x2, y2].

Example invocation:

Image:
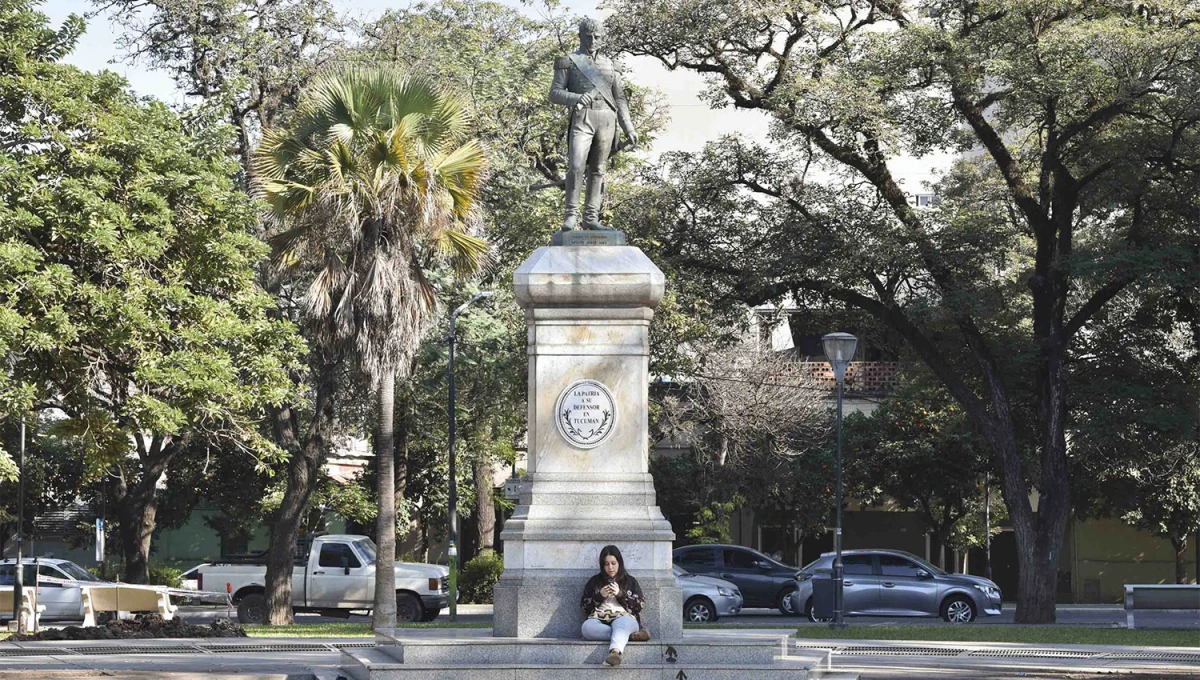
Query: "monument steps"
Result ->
[[374, 630, 785, 665], [340, 646, 817, 680]]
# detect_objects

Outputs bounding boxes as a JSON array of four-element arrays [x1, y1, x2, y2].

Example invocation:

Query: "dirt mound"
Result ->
[[8, 614, 247, 641]]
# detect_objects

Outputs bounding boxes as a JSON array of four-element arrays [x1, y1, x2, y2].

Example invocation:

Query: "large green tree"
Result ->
[[0, 0, 304, 582], [93, 0, 356, 622], [254, 68, 487, 627], [606, 0, 1200, 621]]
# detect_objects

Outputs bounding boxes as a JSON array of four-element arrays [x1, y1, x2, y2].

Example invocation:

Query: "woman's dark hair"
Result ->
[[598, 544, 629, 585]]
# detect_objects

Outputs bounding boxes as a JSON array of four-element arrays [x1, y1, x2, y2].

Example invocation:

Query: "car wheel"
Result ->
[[940, 595, 976, 623], [419, 607, 440, 622], [236, 593, 267, 625], [803, 597, 831, 623], [396, 592, 425, 623], [777, 587, 798, 616], [683, 597, 717, 623]]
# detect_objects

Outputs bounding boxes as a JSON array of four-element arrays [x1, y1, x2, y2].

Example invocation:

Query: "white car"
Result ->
[[197, 534, 449, 624], [0, 558, 110, 620]]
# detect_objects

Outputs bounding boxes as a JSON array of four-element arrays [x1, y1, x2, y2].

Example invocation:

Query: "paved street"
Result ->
[[174, 604, 1200, 629]]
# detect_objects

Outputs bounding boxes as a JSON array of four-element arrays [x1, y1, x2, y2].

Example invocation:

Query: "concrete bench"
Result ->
[[80, 585, 178, 627], [0, 586, 45, 631], [1124, 583, 1200, 629]]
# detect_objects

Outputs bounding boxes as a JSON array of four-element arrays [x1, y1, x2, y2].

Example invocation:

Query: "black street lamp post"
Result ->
[[446, 291, 493, 622], [822, 332, 857, 631], [11, 420, 25, 632]]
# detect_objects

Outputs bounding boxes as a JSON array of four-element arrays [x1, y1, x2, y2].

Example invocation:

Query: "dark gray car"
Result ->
[[789, 549, 1002, 623], [673, 544, 802, 615]]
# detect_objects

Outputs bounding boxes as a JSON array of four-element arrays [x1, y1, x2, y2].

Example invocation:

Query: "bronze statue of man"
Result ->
[[550, 18, 638, 232]]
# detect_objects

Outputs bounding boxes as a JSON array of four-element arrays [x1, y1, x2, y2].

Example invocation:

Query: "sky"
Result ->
[[43, 0, 949, 188]]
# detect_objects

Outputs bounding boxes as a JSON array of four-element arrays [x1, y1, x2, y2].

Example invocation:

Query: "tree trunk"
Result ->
[[1171, 535, 1188, 585], [117, 486, 157, 584], [373, 368, 398, 628], [474, 453, 496, 554], [265, 355, 340, 625]]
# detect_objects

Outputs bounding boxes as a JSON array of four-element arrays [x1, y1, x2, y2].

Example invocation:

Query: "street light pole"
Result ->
[[12, 420, 24, 632], [984, 471, 992, 581], [446, 291, 493, 623], [822, 332, 856, 631]]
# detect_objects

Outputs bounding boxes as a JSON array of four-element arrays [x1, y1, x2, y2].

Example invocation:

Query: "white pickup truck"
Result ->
[[197, 534, 448, 623]]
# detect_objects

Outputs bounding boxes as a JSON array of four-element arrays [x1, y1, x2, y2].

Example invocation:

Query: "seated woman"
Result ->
[[579, 545, 651, 666]]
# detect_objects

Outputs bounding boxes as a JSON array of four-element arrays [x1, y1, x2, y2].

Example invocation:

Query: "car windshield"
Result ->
[[800, 558, 822, 571], [53, 561, 104, 582], [354, 538, 377, 565], [673, 565, 689, 576]]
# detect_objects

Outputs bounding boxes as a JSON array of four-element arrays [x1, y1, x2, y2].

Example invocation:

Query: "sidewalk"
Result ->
[[1, 629, 1197, 678]]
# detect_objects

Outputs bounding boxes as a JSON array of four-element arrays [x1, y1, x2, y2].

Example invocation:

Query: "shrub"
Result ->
[[148, 565, 183, 589], [459, 551, 504, 604]]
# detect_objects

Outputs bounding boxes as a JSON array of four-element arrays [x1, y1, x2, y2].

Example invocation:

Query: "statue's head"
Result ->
[[578, 17, 604, 53]]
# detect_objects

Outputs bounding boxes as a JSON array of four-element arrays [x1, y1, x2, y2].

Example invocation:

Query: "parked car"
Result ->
[[674, 564, 742, 622], [789, 549, 1003, 623], [0, 558, 110, 621], [196, 534, 448, 624], [673, 544, 802, 615]]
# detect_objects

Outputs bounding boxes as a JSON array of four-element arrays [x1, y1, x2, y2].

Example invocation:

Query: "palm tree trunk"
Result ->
[[373, 367, 398, 628]]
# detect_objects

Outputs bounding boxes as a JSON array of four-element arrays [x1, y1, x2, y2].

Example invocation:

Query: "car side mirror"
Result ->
[[915, 569, 931, 579], [340, 556, 351, 575]]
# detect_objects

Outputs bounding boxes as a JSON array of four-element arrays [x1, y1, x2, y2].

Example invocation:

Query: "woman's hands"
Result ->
[[601, 582, 621, 598]]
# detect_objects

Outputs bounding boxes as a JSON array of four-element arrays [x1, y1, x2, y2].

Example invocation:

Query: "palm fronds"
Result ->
[[253, 66, 489, 380]]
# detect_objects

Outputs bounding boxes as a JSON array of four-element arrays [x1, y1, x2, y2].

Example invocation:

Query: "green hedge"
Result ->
[[459, 551, 504, 604], [148, 565, 183, 589]]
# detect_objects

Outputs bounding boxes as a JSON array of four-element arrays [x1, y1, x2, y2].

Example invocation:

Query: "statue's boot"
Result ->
[[562, 168, 583, 230], [582, 173, 606, 230]]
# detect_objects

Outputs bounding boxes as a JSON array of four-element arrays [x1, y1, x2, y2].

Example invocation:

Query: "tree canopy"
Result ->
[[0, 0, 304, 580], [606, 0, 1200, 621]]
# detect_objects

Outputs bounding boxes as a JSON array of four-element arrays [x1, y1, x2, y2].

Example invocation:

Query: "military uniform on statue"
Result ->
[[550, 17, 637, 233]]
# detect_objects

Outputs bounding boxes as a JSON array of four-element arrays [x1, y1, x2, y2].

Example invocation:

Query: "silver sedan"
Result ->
[[790, 549, 1002, 623], [674, 564, 743, 622]]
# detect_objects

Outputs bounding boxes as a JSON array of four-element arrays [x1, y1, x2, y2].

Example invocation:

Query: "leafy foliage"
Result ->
[[604, 0, 1200, 620], [0, 0, 304, 581], [458, 550, 504, 604], [845, 373, 994, 566]]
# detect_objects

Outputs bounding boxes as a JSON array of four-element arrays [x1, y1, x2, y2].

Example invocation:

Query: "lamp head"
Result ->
[[822, 332, 858, 383]]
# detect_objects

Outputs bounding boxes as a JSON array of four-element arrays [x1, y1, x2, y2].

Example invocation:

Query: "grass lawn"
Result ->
[[793, 625, 1200, 648], [244, 621, 491, 638]]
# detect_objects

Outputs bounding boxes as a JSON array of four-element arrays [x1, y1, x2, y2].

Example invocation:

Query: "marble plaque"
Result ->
[[554, 379, 617, 448]]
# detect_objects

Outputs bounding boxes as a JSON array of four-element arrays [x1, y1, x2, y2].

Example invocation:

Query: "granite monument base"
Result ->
[[492, 571, 680, 639], [336, 628, 826, 680]]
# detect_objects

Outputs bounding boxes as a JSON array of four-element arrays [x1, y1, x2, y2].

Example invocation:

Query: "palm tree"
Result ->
[[254, 68, 487, 628]]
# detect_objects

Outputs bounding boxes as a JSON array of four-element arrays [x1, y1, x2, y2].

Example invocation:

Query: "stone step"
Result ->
[[376, 638, 784, 666], [372, 630, 789, 666], [341, 647, 814, 680]]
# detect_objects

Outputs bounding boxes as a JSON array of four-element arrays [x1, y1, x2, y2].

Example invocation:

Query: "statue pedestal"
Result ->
[[493, 245, 682, 639], [337, 245, 820, 678]]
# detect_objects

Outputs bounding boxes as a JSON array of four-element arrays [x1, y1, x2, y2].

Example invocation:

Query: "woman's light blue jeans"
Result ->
[[581, 615, 639, 652]]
